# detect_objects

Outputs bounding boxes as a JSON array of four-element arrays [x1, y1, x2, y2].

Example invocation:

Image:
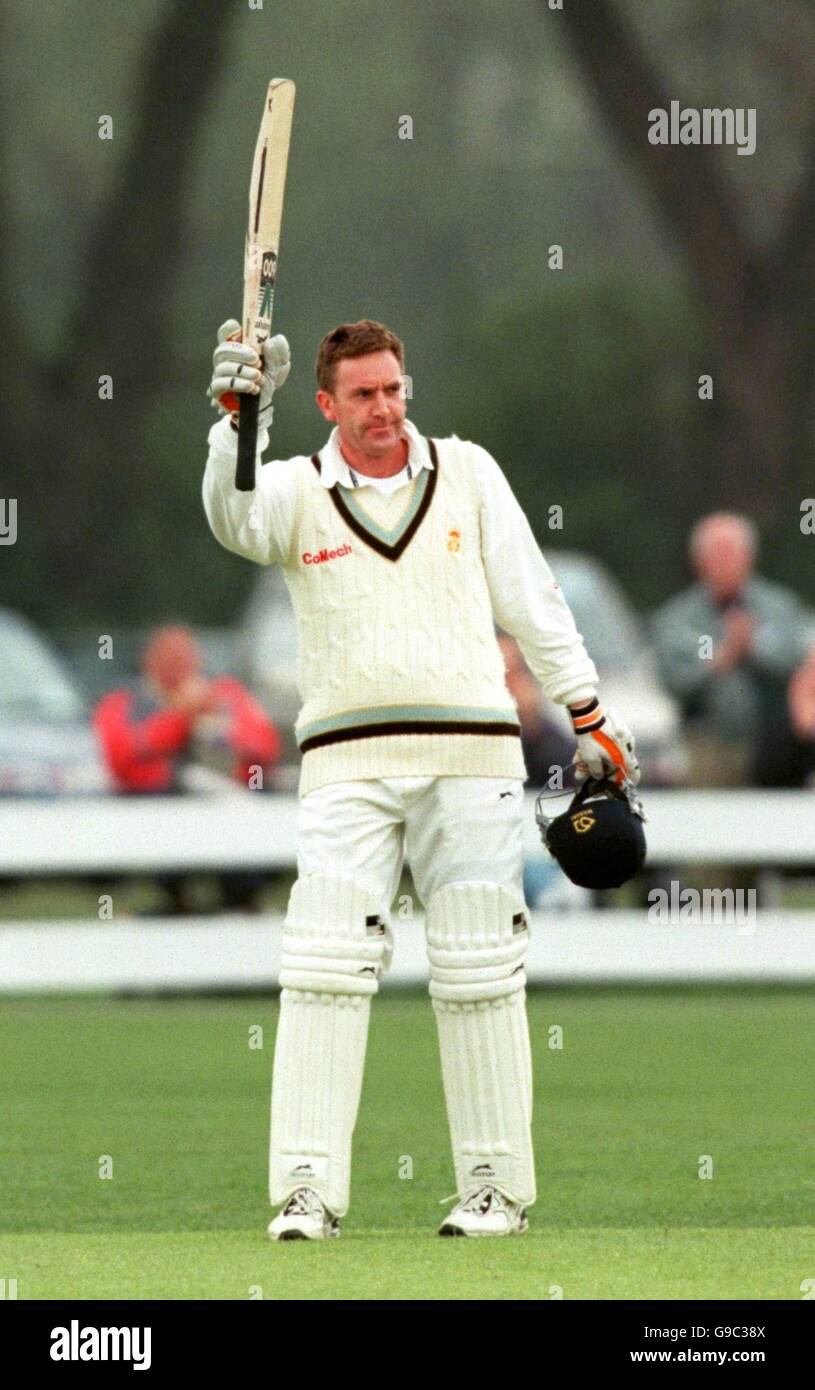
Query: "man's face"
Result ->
[[315, 350, 407, 457], [694, 523, 754, 603], [142, 627, 201, 694]]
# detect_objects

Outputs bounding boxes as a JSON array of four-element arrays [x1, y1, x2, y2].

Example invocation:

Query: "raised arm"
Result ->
[[202, 319, 299, 566]]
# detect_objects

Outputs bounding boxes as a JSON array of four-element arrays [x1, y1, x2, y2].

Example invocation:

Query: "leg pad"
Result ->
[[426, 881, 535, 1206]]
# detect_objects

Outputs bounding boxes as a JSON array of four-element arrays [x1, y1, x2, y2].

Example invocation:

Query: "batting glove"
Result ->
[[207, 318, 291, 429], [569, 698, 641, 786]]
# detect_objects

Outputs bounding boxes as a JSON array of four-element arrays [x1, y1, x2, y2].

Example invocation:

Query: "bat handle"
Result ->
[[235, 392, 260, 491]]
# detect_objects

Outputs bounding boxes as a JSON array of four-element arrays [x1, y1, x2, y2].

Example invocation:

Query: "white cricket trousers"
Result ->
[[296, 774, 526, 904], [269, 774, 535, 1216]]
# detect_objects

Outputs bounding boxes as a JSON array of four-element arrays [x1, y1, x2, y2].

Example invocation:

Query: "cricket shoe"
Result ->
[[267, 1187, 340, 1241], [438, 1185, 528, 1238]]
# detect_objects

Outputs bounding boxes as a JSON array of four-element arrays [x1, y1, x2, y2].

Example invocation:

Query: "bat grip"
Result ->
[[235, 392, 260, 491]]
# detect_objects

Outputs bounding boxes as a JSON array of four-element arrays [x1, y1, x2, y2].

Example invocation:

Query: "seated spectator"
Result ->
[[93, 626, 282, 912], [498, 633, 587, 909], [754, 644, 815, 788], [497, 633, 575, 788], [651, 514, 813, 787]]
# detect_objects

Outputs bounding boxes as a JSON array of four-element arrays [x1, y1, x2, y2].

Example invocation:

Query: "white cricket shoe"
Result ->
[[267, 1187, 340, 1241], [438, 1185, 528, 1237]]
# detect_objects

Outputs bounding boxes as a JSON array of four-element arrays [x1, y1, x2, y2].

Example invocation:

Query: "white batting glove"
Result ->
[[569, 698, 641, 786], [207, 318, 291, 429]]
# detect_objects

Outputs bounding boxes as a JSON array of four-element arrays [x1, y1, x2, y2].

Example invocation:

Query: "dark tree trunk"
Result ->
[[3, 0, 236, 619], [555, 0, 815, 527]]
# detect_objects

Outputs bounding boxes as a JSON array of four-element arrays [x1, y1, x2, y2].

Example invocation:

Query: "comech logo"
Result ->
[[302, 543, 352, 565]]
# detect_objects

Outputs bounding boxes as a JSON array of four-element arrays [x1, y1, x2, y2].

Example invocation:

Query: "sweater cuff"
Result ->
[[207, 413, 270, 459], [568, 696, 606, 735], [559, 685, 598, 710]]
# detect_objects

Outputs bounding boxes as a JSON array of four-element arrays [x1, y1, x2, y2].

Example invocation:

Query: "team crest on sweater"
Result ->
[[447, 528, 461, 553]]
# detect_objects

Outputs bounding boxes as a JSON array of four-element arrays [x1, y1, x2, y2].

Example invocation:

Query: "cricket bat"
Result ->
[[232, 79, 295, 491]]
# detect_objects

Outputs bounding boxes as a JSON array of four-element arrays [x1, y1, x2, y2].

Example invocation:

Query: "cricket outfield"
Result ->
[[1, 990, 812, 1301]]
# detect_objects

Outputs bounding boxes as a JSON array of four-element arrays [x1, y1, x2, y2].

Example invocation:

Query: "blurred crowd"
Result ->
[[92, 625, 283, 913], [500, 511, 815, 800], [93, 625, 282, 795], [3, 507, 814, 913], [499, 510, 815, 906], [650, 513, 815, 791]]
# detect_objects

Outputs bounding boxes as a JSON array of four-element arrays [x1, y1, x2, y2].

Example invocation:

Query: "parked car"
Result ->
[[0, 609, 109, 794], [544, 551, 687, 786], [238, 550, 686, 786]]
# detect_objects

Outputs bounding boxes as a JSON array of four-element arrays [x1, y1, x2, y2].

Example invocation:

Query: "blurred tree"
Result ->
[[3, 0, 813, 630], [0, 3, 37, 447], [2, 0, 236, 621], [449, 272, 709, 610], [555, 0, 815, 524]]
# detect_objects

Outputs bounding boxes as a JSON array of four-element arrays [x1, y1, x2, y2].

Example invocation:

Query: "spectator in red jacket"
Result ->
[[93, 626, 283, 912], [94, 625, 281, 793]]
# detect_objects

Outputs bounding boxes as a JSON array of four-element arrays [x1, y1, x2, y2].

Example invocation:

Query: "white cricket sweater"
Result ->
[[203, 416, 598, 795]]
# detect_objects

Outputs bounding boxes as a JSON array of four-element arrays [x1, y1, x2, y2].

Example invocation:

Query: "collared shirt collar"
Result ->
[[315, 417, 433, 489]]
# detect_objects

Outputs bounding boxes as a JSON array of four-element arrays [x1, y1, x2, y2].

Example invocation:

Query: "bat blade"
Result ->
[[236, 78, 295, 492]]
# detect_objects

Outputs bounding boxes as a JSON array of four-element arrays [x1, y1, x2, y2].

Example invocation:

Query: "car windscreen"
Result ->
[[546, 556, 644, 671], [0, 616, 87, 721]]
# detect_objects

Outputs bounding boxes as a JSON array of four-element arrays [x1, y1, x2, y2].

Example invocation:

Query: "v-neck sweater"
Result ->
[[203, 416, 598, 795]]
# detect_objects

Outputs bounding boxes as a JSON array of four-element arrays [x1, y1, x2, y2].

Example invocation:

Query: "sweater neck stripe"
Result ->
[[310, 440, 439, 561], [339, 467, 427, 543]]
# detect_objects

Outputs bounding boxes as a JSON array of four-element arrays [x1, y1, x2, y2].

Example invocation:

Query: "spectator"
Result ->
[[498, 633, 586, 909], [498, 633, 575, 788], [754, 645, 815, 788], [93, 625, 283, 911], [651, 514, 813, 787]]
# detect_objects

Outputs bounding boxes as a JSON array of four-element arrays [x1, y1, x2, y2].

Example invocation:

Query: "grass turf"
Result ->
[[0, 989, 813, 1299]]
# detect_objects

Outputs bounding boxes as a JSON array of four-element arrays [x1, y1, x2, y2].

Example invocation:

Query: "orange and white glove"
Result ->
[[569, 697, 640, 786]]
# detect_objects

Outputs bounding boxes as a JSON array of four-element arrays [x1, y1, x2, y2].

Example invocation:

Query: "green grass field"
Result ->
[[1, 989, 813, 1300]]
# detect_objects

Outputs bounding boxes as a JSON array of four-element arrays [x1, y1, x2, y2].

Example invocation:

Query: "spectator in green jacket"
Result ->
[[651, 513, 814, 786]]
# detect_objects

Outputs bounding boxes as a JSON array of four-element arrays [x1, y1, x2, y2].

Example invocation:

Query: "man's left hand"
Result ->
[[569, 698, 640, 785]]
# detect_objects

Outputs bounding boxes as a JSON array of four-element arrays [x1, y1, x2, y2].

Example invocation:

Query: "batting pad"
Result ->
[[427, 881, 535, 1206], [270, 873, 389, 1216]]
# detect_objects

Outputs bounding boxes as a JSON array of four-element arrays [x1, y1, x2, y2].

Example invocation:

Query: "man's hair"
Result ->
[[689, 512, 758, 562], [315, 319, 405, 393]]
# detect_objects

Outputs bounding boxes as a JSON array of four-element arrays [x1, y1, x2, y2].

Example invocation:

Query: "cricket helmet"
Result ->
[[534, 772, 647, 890]]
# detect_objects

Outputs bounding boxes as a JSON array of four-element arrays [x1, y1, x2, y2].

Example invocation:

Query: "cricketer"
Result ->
[[202, 318, 640, 1238]]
